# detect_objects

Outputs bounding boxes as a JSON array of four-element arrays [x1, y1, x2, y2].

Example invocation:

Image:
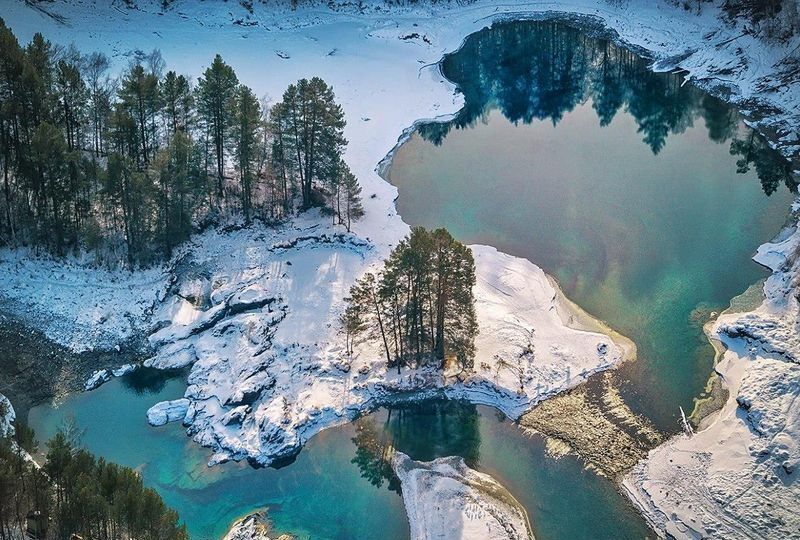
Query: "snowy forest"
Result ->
[[0, 19, 363, 266]]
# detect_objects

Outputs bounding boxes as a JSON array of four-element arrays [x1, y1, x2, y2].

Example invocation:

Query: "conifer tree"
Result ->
[[197, 54, 238, 201]]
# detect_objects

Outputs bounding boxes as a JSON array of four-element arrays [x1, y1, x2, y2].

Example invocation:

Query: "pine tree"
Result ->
[[338, 161, 363, 232], [233, 84, 261, 223], [345, 228, 477, 372], [196, 54, 238, 201], [161, 70, 193, 136]]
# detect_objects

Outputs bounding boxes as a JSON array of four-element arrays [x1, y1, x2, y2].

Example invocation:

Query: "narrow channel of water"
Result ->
[[28, 373, 652, 539], [384, 20, 795, 431]]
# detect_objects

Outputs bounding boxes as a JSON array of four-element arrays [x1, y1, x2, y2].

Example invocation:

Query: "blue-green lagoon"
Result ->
[[28, 375, 652, 539]]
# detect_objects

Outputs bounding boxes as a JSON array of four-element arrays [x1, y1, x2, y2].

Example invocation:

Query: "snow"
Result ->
[[392, 451, 534, 540], [0, 248, 167, 352], [623, 218, 800, 540], [136, 221, 623, 466], [146, 398, 191, 427], [0, 0, 798, 513], [223, 512, 293, 540], [84, 369, 112, 391], [0, 393, 15, 439]]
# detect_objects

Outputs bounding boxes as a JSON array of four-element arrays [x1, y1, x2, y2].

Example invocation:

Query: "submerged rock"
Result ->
[[147, 398, 190, 427], [392, 451, 534, 540]]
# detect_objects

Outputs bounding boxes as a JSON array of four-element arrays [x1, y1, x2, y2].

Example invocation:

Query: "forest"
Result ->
[[342, 227, 478, 373], [0, 408, 187, 540], [0, 19, 363, 266]]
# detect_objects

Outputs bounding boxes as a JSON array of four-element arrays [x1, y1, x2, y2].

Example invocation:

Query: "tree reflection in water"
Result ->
[[351, 400, 481, 492], [419, 20, 794, 195]]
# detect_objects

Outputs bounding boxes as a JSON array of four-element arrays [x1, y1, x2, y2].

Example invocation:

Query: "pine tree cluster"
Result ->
[[0, 20, 364, 267], [0, 415, 187, 540]]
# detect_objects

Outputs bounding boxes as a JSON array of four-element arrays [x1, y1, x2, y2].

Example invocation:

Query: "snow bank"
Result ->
[[623, 218, 800, 540], [0, 248, 167, 352], [392, 451, 534, 540], [0, 393, 15, 439], [147, 398, 191, 427]]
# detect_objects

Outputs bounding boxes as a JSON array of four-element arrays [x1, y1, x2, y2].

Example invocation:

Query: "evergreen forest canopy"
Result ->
[[418, 19, 796, 197], [0, 408, 187, 540], [0, 19, 363, 266], [342, 227, 478, 373]]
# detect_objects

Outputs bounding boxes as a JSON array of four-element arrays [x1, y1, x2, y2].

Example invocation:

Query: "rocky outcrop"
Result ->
[[223, 512, 293, 540], [146, 398, 190, 427], [141, 230, 627, 467], [392, 452, 534, 540]]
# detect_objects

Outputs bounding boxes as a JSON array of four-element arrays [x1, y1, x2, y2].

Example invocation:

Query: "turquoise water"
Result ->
[[28, 374, 652, 539], [385, 20, 795, 431]]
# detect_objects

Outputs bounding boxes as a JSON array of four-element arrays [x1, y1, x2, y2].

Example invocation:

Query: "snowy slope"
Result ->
[[140, 223, 622, 466], [1, 0, 799, 532], [623, 220, 800, 540]]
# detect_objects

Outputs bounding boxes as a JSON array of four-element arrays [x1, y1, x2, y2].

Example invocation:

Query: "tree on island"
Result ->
[[344, 227, 477, 373]]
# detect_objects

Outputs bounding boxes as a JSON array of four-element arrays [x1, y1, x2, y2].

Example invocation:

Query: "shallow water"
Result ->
[[29, 374, 652, 539], [385, 20, 795, 431]]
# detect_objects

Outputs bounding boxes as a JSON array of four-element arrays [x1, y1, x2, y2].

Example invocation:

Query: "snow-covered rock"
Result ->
[[147, 398, 190, 427], [0, 393, 15, 439], [623, 217, 800, 540], [84, 364, 139, 390], [84, 369, 111, 391], [134, 225, 627, 466], [392, 451, 534, 540], [223, 513, 293, 540], [111, 363, 137, 377]]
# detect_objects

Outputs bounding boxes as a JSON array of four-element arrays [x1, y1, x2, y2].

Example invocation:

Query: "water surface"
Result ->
[[385, 20, 795, 430], [29, 374, 651, 539]]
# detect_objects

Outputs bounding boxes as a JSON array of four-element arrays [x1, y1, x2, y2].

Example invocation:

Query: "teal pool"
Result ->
[[385, 19, 795, 431]]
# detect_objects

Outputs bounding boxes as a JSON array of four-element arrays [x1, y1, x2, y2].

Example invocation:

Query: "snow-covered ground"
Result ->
[[0, 393, 15, 439], [140, 221, 621, 466], [393, 451, 534, 540], [2, 0, 800, 535], [623, 219, 800, 540]]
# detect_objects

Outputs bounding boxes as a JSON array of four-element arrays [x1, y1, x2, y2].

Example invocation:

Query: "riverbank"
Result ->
[[623, 213, 800, 539], [0, 308, 145, 419], [393, 451, 535, 540]]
